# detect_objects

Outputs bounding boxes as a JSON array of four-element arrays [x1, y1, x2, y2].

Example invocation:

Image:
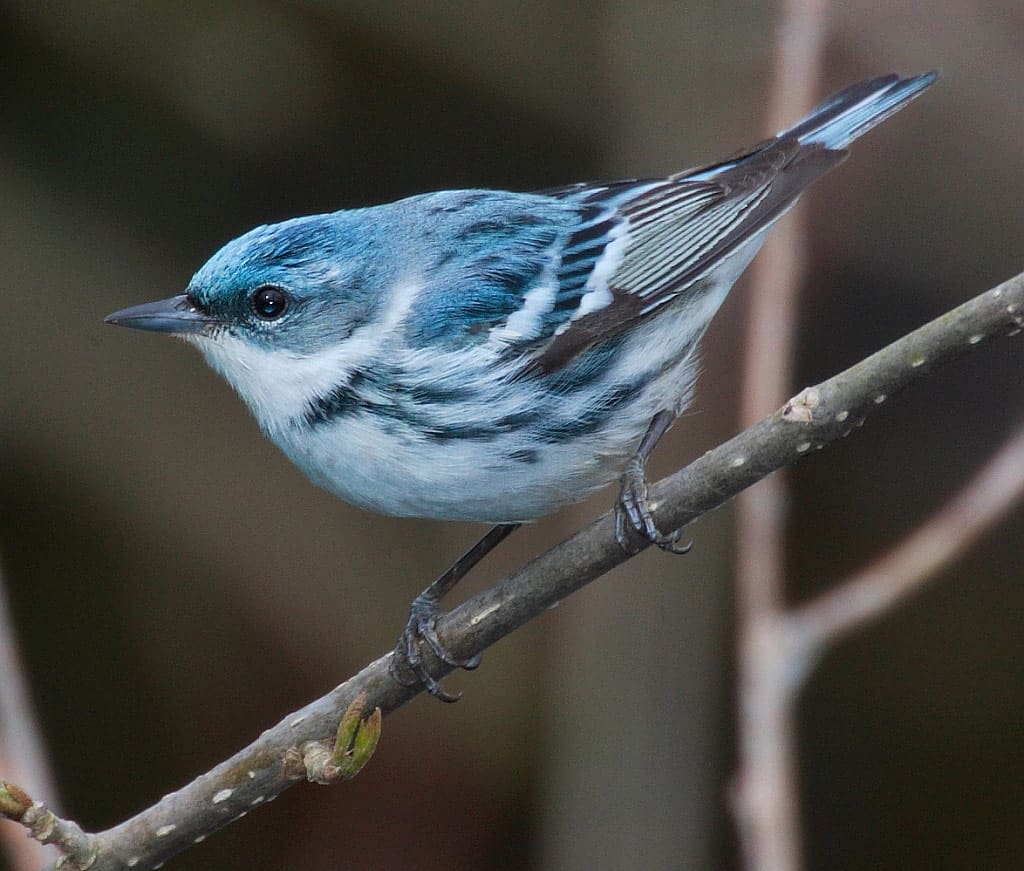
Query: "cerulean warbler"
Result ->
[[107, 72, 936, 699]]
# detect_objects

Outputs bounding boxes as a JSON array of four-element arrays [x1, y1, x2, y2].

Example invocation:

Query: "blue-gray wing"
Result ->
[[401, 144, 841, 371], [400, 190, 576, 348], [523, 71, 935, 371], [402, 73, 934, 373], [522, 140, 845, 373]]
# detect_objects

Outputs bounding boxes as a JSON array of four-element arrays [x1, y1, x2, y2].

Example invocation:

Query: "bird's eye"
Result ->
[[251, 285, 288, 320]]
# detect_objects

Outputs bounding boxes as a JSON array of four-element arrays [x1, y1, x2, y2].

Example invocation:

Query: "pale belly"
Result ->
[[273, 325, 705, 522], [279, 416, 634, 522]]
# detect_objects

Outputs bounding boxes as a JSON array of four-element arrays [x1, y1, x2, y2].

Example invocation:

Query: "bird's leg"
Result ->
[[616, 409, 692, 555], [391, 522, 521, 702]]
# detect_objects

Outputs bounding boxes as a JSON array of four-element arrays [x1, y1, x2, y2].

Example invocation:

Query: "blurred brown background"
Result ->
[[1, 2, 1022, 869]]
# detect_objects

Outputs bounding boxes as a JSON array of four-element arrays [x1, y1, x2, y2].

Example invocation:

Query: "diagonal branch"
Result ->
[[6, 270, 1020, 871], [790, 420, 1024, 655]]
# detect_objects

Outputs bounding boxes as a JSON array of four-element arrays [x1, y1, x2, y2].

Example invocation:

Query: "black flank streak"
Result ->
[[535, 380, 638, 442], [399, 382, 478, 404], [304, 382, 363, 426], [422, 408, 541, 443], [422, 422, 496, 442]]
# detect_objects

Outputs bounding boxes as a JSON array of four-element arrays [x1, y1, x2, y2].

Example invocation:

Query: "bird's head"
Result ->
[[106, 211, 394, 427], [107, 212, 385, 353]]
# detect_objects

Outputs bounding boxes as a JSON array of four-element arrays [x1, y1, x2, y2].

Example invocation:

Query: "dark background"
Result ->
[[1, 2, 1022, 869]]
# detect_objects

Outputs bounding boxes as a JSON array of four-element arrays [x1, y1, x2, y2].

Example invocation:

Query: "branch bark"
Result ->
[[2, 270, 1019, 871]]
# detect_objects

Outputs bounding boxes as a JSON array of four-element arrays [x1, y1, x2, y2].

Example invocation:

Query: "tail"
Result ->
[[781, 71, 938, 150]]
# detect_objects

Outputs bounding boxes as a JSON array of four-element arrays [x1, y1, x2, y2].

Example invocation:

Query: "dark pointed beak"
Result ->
[[105, 294, 217, 334]]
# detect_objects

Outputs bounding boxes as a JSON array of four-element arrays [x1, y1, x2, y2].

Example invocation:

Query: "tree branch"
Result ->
[[0, 782, 92, 870], [728, 279, 1024, 871], [738, 0, 828, 601], [5, 270, 1018, 871], [0, 557, 61, 870], [790, 420, 1024, 655], [733, 4, 828, 866]]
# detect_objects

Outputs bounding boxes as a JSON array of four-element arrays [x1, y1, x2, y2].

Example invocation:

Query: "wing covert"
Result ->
[[526, 139, 846, 373]]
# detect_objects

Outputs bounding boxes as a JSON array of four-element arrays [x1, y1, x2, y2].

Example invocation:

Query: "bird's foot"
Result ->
[[615, 458, 692, 555], [390, 594, 481, 703]]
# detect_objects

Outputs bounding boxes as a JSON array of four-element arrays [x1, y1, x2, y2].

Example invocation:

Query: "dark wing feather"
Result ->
[[401, 74, 933, 368], [525, 139, 846, 373]]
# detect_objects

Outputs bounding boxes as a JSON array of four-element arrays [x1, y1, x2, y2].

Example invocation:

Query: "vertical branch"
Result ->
[[733, 2, 829, 870], [737, 0, 829, 616], [0, 558, 61, 869]]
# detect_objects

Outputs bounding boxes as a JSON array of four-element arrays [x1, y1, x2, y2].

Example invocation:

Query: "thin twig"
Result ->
[[0, 781, 95, 870], [737, 0, 829, 605], [0, 558, 61, 869], [791, 421, 1024, 654], [733, 7, 827, 868], [0, 760, 53, 871], [12, 270, 1018, 871], [731, 410, 1024, 871]]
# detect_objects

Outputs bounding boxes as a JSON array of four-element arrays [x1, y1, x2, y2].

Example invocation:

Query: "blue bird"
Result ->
[[107, 72, 936, 699]]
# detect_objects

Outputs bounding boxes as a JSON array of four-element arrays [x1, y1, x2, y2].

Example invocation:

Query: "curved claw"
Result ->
[[653, 528, 693, 554], [390, 597, 481, 703], [617, 458, 692, 556]]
